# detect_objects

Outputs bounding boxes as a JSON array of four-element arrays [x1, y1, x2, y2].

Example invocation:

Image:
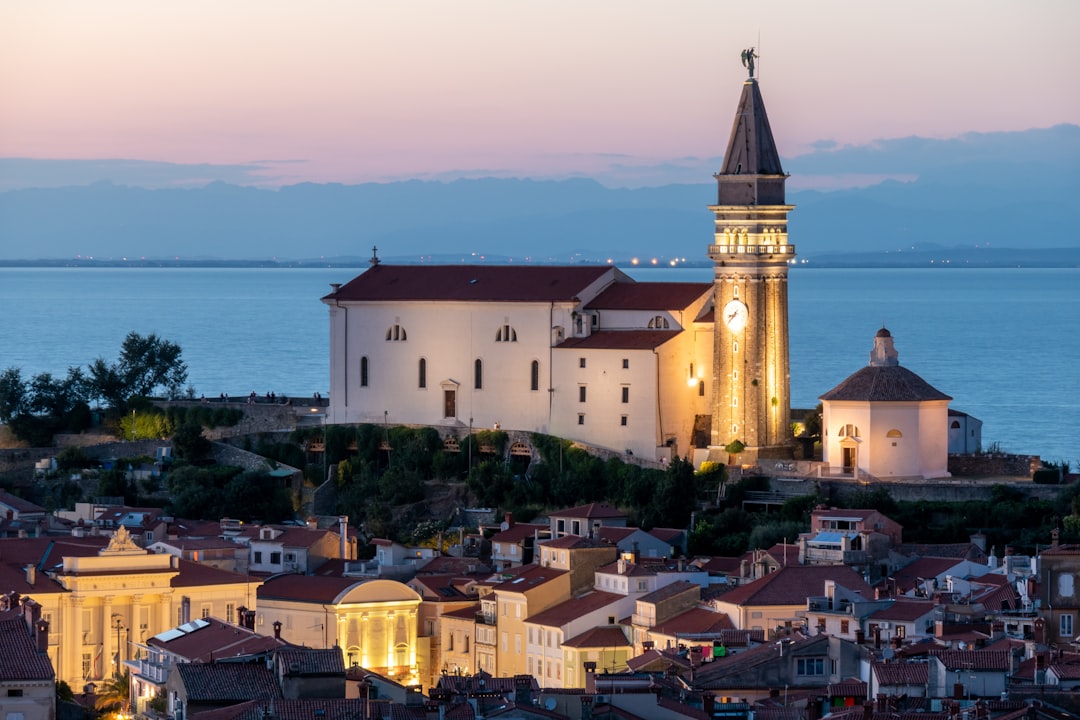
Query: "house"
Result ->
[[819, 328, 955, 480], [0, 596, 55, 720], [928, 649, 1012, 699], [490, 565, 571, 678], [948, 409, 983, 454], [547, 503, 627, 540], [245, 522, 354, 576], [404, 574, 479, 689], [0, 526, 262, 689], [255, 575, 422, 684], [523, 590, 630, 688], [536, 535, 618, 595], [1037, 540, 1080, 645], [440, 603, 480, 677], [711, 565, 873, 635], [127, 614, 287, 716], [149, 537, 248, 573], [490, 521, 550, 571], [168, 661, 281, 720], [597, 526, 683, 560], [868, 661, 929, 708]]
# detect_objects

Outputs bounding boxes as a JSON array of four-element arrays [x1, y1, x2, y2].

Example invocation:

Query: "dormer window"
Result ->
[[260, 528, 273, 540]]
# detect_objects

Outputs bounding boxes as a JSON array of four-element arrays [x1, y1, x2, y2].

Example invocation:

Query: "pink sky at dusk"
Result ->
[[2, 0, 1078, 188]]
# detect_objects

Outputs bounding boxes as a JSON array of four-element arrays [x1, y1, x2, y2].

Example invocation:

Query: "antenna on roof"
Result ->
[[370, 245, 380, 267]]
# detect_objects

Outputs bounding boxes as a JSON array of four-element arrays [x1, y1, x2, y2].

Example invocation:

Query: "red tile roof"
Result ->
[[638, 580, 699, 604], [557, 330, 681, 350], [326, 265, 614, 303], [548, 503, 626, 520], [562, 625, 630, 648], [872, 661, 928, 686], [257, 574, 363, 603], [585, 282, 712, 311], [0, 610, 54, 682], [650, 606, 734, 636], [820, 365, 951, 402], [149, 617, 286, 661], [867, 599, 936, 623], [716, 565, 873, 607], [538, 535, 608, 550], [492, 565, 567, 593], [174, 661, 281, 703], [931, 649, 1011, 671], [490, 523, 549, 544], [596, 527, 637, 544], [0, 490, 46, 515], [890, 557, 966, 592], [526, 591, 624, 626], [173, 559, 260, 588], [277, 647, 346, 675]]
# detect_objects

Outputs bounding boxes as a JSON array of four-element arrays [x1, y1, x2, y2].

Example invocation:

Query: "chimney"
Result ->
[[24, 564, 35, 586], [181, 596, 191, 624], [583, 661, 597, 694], [1052, 529, 1060, 550], [36, 618, 49, 654], [504, 512, 514, 530], [273, 619, 282, 639], [339, 516, 349, 560], [237, 605, 248, 627]]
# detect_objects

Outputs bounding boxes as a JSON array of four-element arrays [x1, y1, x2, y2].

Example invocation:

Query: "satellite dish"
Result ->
[[545, 699, 557, 711]]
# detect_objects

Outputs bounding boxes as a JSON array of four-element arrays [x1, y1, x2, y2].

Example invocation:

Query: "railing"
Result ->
[[709, 244, 796, 255]]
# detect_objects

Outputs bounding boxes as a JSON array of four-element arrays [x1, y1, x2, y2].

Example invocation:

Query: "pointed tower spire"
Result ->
[[708, 65, 796, 462]]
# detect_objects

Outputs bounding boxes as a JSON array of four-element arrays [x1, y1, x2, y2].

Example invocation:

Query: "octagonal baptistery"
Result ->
[[819, 328, 951, 481]]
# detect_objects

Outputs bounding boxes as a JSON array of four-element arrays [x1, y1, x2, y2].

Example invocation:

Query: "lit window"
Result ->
[[886, 429, 902, 438]]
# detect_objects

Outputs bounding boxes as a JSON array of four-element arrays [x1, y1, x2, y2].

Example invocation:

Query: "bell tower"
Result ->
[[708, 66, 795, 461]]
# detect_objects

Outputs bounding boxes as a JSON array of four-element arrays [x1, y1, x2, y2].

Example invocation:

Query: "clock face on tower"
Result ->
[[723, 299, 748, 333]]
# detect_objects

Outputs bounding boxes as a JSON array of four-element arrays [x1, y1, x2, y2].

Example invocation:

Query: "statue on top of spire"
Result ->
[[741, 47, 757, 79]]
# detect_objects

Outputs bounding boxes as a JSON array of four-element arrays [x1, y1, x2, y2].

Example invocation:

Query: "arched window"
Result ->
[[360, 357, 369, 387], [839, 424, 860, 438], [496, 324, 517, 342], [418, 358, 427, 389], [385, 324, 407, 341], [886, 429, 903, 438], [530, 360, 539, 391], [698, 380, 705, 397], [474, 359, 483, 390], [950, 420, 961, 429]]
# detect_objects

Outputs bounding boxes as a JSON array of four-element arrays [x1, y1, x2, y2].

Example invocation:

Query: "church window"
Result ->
[[733, 341, 739, 353], [495, 324, 518, 342], [733, 286, 740, 299], [579, 386, 587, 402], [731, 424, 738, 434], [886, 429, 902, 438], [733, 370, 738, 380], [648, 315, 670, 329], [385, 324, 407, 341], [530, 360, 539, 391], [732, 396, 738, 407], [620, 415, 628, 426], [418, 358, 427, 389], [699, 380, 705, 396], [621, 386, 629, 403], [951, 420, 961, 429], [839, 424, 860, 438], [360, 357, 369, 387], [474, 359, 483, 389]]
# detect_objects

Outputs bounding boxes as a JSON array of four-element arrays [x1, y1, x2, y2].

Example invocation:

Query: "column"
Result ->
[[102, 595, 114, 680]]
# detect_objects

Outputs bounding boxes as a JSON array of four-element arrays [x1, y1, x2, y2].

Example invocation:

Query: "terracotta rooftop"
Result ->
[[490, 523, 548, 544], [584, 282, 712, 311], [650, 606, 734, 636], [548, 502, 626, 520], [716, 565, 873, 607], [148, 617, 286, 661], [827, 678, 867, 698], [872, 661, 928, 686], [867, 598, 937, 623], [174, 661, 281, 703], [526, 591, 623, 626], [173, 559, 261, 588], [0, 490, 46, 515], [557, 330, 681, 351], [325, 264, 614, 303], [596, 527, 637, 544], [492, 565, 567, 593], [890, 557, 967, 593], [820, 365, 951, 403], [562, 625, 630, 648], [538, 535, 609, 550], [190, 699, 385, 720], [931, 649, 1011, 671], [638, 580, 699, 605], [0, 609, 54, 682], [277, 647, 345, 675]]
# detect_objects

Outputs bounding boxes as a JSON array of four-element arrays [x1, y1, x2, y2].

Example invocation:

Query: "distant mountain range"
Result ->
[[2, 125, 1077, 266]]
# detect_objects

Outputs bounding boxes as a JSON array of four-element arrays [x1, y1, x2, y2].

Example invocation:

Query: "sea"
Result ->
[[0, 266, 1077, 464]]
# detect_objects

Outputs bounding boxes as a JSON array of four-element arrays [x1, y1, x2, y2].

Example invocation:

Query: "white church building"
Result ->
[[819, 328, 953, 480], [322, 263, 714, 461]]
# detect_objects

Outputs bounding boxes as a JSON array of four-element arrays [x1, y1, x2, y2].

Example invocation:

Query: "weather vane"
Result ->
[[741, 47, 757, 79]]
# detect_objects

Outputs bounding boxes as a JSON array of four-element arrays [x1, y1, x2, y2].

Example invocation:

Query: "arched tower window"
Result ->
[[495, 324, 518, 342], [950, 420, 961, 429], [474, 359, 483, 390], [886, 429, 902, 438], [530, 360, 539, 391], [418, 358, 427, 389], [360, 357, 369, 387]]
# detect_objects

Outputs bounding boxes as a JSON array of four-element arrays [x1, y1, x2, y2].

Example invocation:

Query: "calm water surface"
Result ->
[[0, 266, 1076, 463]]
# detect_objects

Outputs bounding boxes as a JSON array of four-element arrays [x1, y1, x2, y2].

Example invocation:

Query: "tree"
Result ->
[[94, 669, 130, 712], [0, 367, 29, 423], [172, 423, 211, 463], [88, 332, 188, 409]]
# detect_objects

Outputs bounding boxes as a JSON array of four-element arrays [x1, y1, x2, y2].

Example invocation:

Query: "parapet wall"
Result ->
[[947, 453, 1041, 478]]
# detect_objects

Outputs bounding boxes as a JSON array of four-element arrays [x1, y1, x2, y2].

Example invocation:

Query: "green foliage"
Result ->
[[172, 423, 212, 462], [723, 439, 746, 455], [55, 446, 90, 472], [56, 680, 74, 703], [1, 366, 91, 445], [0, 367, 29, 423], [747, 520, 806, 551], [1033, 468, 1061, 484], [88, 331, 188, 409], [165, 464, 291, 521], [165, 405, 243, 430]]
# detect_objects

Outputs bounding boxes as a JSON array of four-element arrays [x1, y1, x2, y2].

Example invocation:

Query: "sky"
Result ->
[[2, 1, 1078, 190]]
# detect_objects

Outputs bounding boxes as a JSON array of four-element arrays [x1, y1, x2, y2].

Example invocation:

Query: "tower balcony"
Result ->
[[709, 244, 796, 256]]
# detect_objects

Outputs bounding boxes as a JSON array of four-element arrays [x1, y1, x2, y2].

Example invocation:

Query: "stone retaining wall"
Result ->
[[948, 453, 1042, 478]]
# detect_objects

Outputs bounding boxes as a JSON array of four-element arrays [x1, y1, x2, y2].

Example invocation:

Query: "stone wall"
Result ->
[[817, 478, 1061, 504], [948, 453, 1042, 478]]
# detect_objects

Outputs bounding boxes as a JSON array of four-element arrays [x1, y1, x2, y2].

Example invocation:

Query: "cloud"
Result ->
[[0, 158, 282, 191]]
